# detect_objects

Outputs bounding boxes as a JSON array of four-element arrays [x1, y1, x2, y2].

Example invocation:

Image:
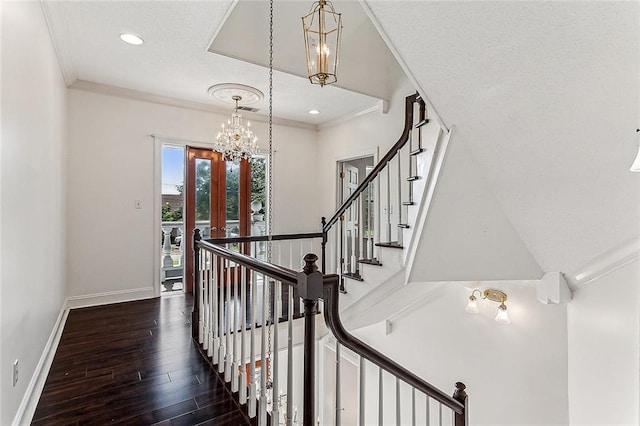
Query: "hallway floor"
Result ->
[[32, 294, 252, 425]]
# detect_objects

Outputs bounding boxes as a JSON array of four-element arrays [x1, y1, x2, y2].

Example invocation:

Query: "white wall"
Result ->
[[66, 89, 318, 300], [410, 133, 543, 283], [568, 259, 640, 425], [352, 283, 569, 425], [1, 2, 68, 423], [316, 78, 415, 219]]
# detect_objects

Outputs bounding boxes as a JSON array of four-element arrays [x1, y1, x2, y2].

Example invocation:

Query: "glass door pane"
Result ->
[[161, 144, 184, 294], [195, 158, 212, 238], [225, 161, 240, 242]]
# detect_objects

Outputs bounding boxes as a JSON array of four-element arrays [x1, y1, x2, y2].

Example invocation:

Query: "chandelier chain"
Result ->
[[266, 0, 274, 389]]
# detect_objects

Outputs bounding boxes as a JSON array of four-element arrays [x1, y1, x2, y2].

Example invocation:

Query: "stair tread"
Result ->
[[375, 241, 404, 249], [342, 272, 364, 282], [410, 148, 426, 156], [357, 258, 383, 266], [415, 118, 430, 128]]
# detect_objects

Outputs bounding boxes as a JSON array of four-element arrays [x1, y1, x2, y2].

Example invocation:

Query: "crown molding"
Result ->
[[40, 0, 77, 87], [566, 237, 640, 291], [318, 99, 388, 131], [358, 0, 448, 133], [69, 80, 318, 131]]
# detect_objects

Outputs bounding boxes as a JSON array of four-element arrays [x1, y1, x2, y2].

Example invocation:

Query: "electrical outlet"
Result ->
[[12, 359, 18, 387]]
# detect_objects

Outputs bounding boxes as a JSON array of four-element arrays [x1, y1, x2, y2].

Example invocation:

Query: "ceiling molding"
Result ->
[[566, 237, 640, 291], [70, 80, 317, 131], [40, 0, 77, 86], [317, 100, 387, 131], [204, 0, 238, 53]]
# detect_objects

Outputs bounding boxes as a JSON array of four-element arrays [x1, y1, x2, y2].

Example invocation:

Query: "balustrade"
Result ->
[[190, 93, 468, 426]]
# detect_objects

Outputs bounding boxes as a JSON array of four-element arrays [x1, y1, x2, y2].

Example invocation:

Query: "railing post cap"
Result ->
[[299, 253, 322, 300], [303, 253, 319, 273], [454, 381, 467, 399], [193, 228, 202, 240]]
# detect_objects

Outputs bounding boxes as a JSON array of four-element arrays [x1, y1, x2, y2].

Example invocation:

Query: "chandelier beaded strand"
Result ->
[[214, 95, 258, 164]]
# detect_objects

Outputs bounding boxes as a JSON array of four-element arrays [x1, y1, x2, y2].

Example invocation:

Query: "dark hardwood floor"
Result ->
[[33, 294, 252, 425]]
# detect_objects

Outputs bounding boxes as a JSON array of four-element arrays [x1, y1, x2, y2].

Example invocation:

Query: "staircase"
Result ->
[[190, 93, 466, 426], [322, 93, 453, 329]]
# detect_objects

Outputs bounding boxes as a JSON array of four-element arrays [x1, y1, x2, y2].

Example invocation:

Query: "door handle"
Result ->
[[211, 227, 217, 231], [220, 227, 227, 231]]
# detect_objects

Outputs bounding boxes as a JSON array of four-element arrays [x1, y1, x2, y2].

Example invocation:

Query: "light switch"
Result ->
[[135, 200, 142, 209]]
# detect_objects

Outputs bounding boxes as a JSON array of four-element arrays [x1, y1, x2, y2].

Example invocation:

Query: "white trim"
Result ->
[[404, 126, 454, 283], [204, 0, 239, 52], [318, 100, 389, 131], [12, 304, 69, 426], [40, 1, 77, 86], [358, 0, 448, 133], [153, 136, 163, 297], [65, 287, 154, 309], [69, 80, 317, 131], [567, 237, 640, 291]]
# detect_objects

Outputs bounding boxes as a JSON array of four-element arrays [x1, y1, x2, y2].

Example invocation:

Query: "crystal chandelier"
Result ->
[[214, 95, 258, 164]]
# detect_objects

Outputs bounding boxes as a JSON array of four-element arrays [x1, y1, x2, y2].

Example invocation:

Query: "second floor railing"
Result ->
[[193, 229, 468, 426]]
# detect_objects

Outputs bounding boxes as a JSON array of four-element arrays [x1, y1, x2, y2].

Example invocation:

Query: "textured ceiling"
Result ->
[[366, 0, 640, 275], [44, 0, 385, 125], [210, 0, 404, 102]]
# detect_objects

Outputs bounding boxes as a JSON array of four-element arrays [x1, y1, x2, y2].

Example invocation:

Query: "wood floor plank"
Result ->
[[33, 295, 252, 425]]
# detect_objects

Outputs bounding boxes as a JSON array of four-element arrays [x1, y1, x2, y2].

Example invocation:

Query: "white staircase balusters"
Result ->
[[249, 269, 257, 418], [259, 273, 268, 426], [224, 256, 232, 382], [378, 367, 384, 426], [231, 265, 239, 393], [239, 264, 247, 405], [286, 285, 294, 426]]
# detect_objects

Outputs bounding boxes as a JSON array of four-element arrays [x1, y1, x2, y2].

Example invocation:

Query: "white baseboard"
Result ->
[[12, 305, 69, 426], [65, 286, 155, 309], [12, 286, 156, 425]]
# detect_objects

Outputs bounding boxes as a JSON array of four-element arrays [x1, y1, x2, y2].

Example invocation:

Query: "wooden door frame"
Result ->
[[185, 147, 225, 293], [184, 148, 252, 293]]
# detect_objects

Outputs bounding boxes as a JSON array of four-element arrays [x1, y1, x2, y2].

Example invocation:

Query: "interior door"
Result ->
[[342, 163, 359, 274], [184, 147, 251, 293], [185, 147, 224, 293]]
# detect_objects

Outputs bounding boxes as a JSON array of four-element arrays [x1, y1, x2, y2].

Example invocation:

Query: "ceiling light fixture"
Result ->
[[213, 95, 258, 164], [465, 289, 511, 324], [308, 109, 320, 115], [119, 33, 143, 45], [630, 129, 640, 172], [302, 0, 342, 87]]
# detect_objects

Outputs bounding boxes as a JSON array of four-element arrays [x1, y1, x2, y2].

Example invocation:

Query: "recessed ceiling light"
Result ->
[[308, 109, 320, 115], [120, 33, 144, 46]]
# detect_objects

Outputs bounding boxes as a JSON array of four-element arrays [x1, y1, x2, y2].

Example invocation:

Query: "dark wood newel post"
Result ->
[[320, 217, 327, 274], [191, 228, 202, 339], [298, 253, 323, 426], [453, 382, 468, 426]]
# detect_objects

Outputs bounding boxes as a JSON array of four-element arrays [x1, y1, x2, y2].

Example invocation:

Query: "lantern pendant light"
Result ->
[[302, 0, 342, 87]]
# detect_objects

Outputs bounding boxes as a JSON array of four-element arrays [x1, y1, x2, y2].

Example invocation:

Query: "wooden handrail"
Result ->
[[197, 238, 299, 287], [323, 92, 423, 232], [319, 264, 465, 414], [205, 231, 322, 245]]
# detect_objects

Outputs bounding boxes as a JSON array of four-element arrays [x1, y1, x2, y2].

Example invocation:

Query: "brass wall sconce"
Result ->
[[465, 289, 511, 324]]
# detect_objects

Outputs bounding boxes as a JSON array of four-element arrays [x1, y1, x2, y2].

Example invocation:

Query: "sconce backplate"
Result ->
[[484, 289, 507, 303]]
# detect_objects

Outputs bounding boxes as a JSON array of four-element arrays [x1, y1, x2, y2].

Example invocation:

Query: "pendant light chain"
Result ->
[[266, 0, 274, 390]]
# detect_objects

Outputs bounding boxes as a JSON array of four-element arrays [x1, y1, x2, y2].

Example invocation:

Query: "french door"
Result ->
[[184, 146, 251, 292]]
